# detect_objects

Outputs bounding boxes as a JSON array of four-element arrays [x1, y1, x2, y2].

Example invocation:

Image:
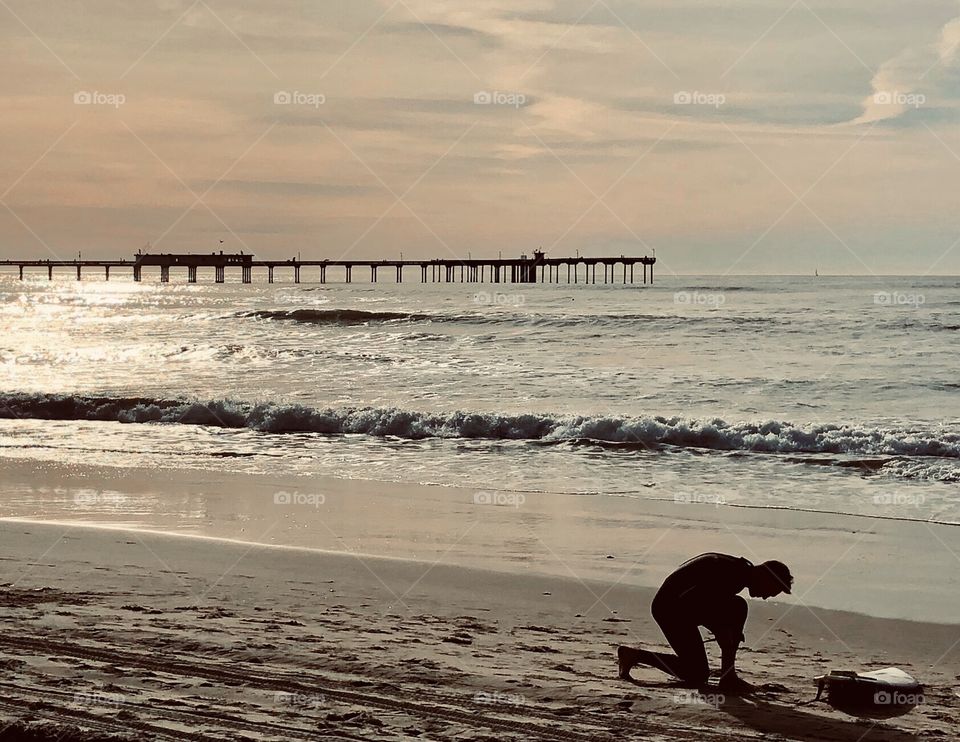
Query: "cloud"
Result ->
[[4, 0, 960, 272], [851, 3, 960, 125]]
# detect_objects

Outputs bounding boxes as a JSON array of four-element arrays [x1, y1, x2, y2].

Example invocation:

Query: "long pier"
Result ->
[[0, 250, 655, 285]]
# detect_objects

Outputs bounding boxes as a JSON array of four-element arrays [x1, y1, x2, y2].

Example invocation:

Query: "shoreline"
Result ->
[[1, 457, 959, 624], [3, 514, 960, 632]]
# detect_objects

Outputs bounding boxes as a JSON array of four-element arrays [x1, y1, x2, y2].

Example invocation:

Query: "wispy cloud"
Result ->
[[850, 2, 960, 125]]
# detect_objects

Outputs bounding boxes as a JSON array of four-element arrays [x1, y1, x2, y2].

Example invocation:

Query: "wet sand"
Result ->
[[1, 458, 959, 621]]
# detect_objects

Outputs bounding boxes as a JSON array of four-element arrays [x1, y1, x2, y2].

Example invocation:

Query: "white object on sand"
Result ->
[[814, 667, 923, 718]]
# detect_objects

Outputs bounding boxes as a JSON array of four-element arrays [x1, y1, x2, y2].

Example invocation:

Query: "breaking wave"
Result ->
[[241, 309, 429, 324], [238, 308, 779, 328], [2, 393, 960, 464]]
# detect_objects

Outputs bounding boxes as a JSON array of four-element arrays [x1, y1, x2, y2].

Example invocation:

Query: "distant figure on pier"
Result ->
[[617, 553, 792, 691]]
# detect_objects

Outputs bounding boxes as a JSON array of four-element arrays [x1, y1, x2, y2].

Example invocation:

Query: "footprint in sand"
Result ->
[[516, 624, 560, 634], [442, 632, 474, 646], [516, 644, 560, 654]]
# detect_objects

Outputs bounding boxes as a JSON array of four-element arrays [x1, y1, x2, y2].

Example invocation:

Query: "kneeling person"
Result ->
[[618, 553, 792, 690]]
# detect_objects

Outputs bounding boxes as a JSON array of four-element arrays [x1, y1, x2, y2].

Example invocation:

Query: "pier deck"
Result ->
[[0, 251, 655, 285]]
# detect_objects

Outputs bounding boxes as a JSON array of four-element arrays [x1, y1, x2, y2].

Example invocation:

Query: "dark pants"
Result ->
[[645, 593, 748, 685]]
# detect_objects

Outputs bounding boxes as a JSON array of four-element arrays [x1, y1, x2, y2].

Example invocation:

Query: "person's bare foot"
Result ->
[[717, 674, 754, 694], [617, 646, 635, 679]]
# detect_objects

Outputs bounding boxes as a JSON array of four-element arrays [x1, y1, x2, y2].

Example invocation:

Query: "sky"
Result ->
[[2, 0, 960, 275]]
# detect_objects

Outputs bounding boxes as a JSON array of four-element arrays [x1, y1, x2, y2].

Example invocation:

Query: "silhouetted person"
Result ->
[[617, 553, 792, 691]]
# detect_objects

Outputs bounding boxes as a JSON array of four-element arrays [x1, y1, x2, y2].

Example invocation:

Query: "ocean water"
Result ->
[[1, 272, 959, 525]]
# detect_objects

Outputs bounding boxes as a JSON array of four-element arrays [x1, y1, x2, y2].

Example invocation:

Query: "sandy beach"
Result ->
[[1, 463, 957, 741]]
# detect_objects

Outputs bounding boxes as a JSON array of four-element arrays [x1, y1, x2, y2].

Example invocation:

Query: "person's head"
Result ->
[[748, 560, 793, 599]]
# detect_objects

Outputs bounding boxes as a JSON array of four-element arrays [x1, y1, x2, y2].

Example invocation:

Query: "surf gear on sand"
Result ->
[[813, 667, 923, 718]]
